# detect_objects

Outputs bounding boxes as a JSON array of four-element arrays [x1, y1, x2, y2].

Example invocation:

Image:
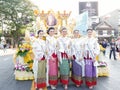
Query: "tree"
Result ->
[[0, 0, 36, 46]]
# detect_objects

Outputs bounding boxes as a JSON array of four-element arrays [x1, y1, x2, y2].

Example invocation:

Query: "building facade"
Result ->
[[101, 9, 120, 37], [95, 21, 115, 41]]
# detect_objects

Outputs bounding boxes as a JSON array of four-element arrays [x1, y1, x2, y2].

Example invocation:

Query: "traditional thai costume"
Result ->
[[46, 35, 58, 86], [57, 36, 71, 85], [32, 38, 46, 89], [83, 37, 100, 87], [71, 37, 84, 86]]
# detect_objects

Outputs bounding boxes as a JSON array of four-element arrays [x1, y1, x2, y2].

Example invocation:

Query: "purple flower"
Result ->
[[21, 67, 25, 71], [20, 48, 23, 51]]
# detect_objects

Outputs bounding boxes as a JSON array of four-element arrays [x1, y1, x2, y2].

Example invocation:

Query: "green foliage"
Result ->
[[21, 27, 26, 35], [17, 50, 29, 57], [27, 60, 33, 64], [25, 66, 33, 72], [0, 0, 37, 44]]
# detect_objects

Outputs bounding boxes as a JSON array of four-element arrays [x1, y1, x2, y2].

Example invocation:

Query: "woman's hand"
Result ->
[[71, 56, 74, 60], [68, 56, 72, 60]]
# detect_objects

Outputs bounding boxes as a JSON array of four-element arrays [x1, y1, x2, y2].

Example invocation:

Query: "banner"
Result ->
[[74, 11, 88, 36]]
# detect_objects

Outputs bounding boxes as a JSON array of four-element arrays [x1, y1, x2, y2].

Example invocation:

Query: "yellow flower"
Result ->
[[28, 50, 33, 53], [23, 53, 32, 63], [19, 44, 22, 47], [29, 63, 33, 69], [100, 45, 105, 51], [24, 56, 29, 63]]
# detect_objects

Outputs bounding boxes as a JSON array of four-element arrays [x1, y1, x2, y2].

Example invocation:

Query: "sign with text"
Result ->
[[79, 1, 98, 16]]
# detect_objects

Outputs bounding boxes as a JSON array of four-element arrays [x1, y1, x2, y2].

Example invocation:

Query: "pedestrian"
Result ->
[[116, 36, 120, 59], [1, 39, 7, 52], [46, 27, 58, 89], [109, 38, 117, 60], [32, 30, 47, 90], [57, 27, 71, 90], [102, 39, 108, 56], [71, 30, 84, 87], [0, 41, 3, 49], [83, 28, 100, 89]]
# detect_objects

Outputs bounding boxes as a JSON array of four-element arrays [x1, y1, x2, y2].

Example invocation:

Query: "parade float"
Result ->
[[12, 9, 109, 82], [13, 31, 34, 80], [33, 9, 75, 36], [97, 60, 109, 76], [97, 45, 109, 76], [93, 31, 109, 77]]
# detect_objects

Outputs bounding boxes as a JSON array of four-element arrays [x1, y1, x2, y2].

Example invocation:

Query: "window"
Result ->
[[107, 31, 111, 35], [98, 30, 103, 35]]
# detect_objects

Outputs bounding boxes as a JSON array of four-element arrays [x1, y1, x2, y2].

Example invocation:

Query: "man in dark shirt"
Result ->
[[102, 39, 108, 55], [109, 39, 117, 60]]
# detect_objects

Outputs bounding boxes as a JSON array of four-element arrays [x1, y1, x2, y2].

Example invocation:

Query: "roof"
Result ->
[[95, 21, 114, 30]]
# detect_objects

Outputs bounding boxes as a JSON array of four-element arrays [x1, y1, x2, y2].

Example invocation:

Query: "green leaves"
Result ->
[[0, 0, 36, 46], [27, 60, 33, 64], [17, 50, 29, 57]]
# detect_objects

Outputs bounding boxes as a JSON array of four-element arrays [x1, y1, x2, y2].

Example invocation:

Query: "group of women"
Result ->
[[32, 27, 100, 90]]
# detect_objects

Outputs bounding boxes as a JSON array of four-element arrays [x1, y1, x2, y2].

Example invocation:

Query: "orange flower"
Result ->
[[34, 10, 39, 15]]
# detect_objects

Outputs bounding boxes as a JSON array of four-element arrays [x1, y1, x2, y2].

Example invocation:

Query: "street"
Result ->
[[0, 48, 120, 90], [0, 49, 16, 56]]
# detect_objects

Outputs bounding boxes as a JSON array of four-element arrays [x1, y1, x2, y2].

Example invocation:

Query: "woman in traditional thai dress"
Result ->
[[32, 30, 46, 90], [71, 30, 84, 87], [46, 27, 58, 89], [57, 27, 71, 90], [83, 29, 100, 89]]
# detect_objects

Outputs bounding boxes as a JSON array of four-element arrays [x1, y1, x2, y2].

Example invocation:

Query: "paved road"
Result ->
[[0, 48, 16, 56], [0, 55, 31, 90], [0, 48, 120, 90]]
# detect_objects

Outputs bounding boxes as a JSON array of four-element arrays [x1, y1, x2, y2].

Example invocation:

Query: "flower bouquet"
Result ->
[[17, 43, 32, 57]]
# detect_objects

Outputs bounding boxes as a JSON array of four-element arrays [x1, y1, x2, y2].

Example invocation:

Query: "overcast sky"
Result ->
[[30, 0, 120, 17]]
